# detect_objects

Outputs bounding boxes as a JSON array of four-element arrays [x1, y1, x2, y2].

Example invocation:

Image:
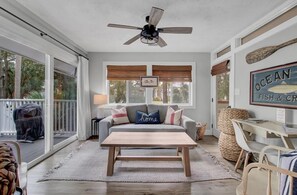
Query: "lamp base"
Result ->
[[97, 107, 105, 118]]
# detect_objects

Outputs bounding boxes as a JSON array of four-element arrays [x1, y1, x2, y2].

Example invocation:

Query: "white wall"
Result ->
[[88, 52, 211, 133], [234, 23, 297, 146]]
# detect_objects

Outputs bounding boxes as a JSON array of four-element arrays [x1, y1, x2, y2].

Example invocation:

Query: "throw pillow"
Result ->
[[164, 106, 183, 125], [111, 107, 130, 125], [135, 110, 161, 124]]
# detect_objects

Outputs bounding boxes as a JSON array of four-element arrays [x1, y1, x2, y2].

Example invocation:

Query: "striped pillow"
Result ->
[[111, 107, 130, 125], [164, 107, 183, 125]]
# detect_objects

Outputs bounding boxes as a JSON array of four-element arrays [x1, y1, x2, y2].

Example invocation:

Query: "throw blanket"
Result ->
[[280, 151, 297, 195], [0, 143, 18, 195]]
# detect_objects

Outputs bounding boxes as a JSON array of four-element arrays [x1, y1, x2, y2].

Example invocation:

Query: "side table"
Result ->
[[91, 117, 105, 137]]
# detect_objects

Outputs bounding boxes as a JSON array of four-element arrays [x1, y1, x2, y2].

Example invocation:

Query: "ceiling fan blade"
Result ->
[[123, 34, 141, 45], [158, 27, 193, 34], [107, 23, 142, 30], [148, 7, 164, 26], [157, 37, 167, 47]]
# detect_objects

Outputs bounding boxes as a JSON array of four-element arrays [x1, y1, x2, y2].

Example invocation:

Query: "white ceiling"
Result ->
[[16, 0, 285, 52]]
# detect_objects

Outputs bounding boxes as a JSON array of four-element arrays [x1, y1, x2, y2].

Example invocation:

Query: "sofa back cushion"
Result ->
[[147, 104, 178, 123], [125, 104, 147, 123]]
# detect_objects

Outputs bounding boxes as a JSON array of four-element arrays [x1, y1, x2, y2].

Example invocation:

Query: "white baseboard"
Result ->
[[212, 129, 220, 138], [205, 129, 212, 135]]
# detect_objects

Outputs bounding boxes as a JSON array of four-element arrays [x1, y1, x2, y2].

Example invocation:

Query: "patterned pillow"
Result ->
[[111, 107, 130, 125], [164, 106, 183, 125], [135, 110, 161, 124], [280, 151, 297, 195]]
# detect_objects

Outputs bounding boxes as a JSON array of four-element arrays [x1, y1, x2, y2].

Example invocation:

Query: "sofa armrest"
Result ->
[[181, 115, 196, 141], [99, 116, 114, 145]]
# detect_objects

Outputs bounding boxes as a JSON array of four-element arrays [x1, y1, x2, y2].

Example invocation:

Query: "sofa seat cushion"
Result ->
[[109, 124, 185, 134]]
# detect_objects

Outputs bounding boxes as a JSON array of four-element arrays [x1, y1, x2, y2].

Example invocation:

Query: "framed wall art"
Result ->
[[140, 76, 159, 87], [250, 61, 297, 109]]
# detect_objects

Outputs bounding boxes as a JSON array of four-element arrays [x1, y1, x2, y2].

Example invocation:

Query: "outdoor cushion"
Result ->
[[109, 123, 185, 134]]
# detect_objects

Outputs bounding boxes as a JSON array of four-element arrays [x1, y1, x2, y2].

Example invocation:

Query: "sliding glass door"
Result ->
[[0, 37, 78, 165], [53, 59, 77, 147], [0, 48, 45, 162]]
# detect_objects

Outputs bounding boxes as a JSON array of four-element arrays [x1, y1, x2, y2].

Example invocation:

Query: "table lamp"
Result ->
[[94, 94, 107, 118]]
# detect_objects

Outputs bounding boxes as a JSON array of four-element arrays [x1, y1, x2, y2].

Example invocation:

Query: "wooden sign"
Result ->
[[250, 61, 297, 109]]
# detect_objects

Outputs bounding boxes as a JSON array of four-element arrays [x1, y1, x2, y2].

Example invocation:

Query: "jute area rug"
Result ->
[[39, 141, 240, 183]]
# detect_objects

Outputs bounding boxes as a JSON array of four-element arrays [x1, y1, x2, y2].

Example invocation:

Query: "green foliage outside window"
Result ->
[[0, 50, 76, 100]]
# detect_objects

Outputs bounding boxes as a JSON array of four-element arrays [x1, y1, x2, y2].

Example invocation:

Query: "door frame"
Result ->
[[210, 57, 234, 138]]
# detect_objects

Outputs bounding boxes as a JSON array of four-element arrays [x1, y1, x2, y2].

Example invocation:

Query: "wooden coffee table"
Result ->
[[101, 132, 197, 177]]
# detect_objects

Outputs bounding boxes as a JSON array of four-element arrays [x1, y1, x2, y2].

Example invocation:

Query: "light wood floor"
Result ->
[[27, 136, 240, 195]]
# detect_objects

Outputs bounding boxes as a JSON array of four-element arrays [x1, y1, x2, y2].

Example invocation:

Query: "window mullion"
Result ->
[[126, 80, 129, 103], [170, 82, 173, 104], [146, 65, 152, 104]]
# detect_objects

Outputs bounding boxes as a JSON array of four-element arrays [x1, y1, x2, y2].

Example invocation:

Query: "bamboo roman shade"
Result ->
[[211, 60, 230, 76], [152, 65, 192, 82], [107, 65, 147, 80]]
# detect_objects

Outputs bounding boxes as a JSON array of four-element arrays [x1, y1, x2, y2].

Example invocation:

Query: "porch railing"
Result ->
[[0, 99, 77, 136]]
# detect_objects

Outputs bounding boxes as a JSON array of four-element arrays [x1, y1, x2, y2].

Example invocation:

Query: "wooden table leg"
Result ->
[[281, 136, 295, 149], [182, 147, 191, 177], [176, 147, 182, 155], [107, 146, 115, 176]]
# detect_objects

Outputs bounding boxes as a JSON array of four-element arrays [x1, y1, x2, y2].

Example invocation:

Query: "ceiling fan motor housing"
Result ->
[[140, 24, 159, 44]]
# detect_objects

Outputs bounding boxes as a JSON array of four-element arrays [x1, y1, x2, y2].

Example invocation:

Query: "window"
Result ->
[[106, 64, 194, 106], [107, 65, 146, 104], [152, 65, 192, 104]]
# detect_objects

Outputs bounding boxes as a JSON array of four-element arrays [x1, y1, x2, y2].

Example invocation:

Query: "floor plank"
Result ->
[[27, 136, 240, 195]]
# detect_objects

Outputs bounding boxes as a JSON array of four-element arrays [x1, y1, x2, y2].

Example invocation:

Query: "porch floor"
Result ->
[[0, 134, 75, 162]]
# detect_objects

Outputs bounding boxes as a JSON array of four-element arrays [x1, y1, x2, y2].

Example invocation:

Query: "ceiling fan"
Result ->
[[107, 7, 193, 47]]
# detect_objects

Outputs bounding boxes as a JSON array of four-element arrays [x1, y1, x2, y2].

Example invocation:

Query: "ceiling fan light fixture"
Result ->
[[140, 36, 159, 45]]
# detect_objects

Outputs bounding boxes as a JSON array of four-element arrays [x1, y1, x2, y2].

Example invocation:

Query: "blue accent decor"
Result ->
[[135, 110, 161, 124]]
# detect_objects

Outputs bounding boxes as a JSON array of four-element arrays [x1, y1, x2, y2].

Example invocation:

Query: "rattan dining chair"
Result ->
[[231, 120, 268, 172], [236, 145, 296, 195]]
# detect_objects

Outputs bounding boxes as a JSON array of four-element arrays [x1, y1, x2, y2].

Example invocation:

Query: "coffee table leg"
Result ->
[[182, 147, 191, 177], [176, 147, 182, 155], [107, 146, 115, 176]]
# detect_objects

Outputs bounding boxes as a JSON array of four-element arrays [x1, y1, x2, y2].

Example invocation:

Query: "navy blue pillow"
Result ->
[[135, 110, 161, 124]]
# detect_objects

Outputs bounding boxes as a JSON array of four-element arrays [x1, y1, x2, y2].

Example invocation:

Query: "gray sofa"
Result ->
[[99, 104, 197, 145]]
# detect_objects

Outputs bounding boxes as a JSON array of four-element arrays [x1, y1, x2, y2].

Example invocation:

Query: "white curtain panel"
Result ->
[[77, 56, 91, 140]]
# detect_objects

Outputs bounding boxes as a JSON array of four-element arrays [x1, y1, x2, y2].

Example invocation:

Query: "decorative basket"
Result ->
[[218, 132, 242, 161], [196, 122, 207, 141], [218, 108, 249, 135]]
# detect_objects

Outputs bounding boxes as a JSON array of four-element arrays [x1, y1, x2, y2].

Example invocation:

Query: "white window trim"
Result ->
[[102, 62, 196, 109]]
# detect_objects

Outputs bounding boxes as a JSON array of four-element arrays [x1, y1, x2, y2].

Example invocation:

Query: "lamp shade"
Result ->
[[94, 94, 107, 105]]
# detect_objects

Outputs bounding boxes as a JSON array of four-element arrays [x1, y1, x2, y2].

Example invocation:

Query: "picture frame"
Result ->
[[250, 61, 297, 109], [140, 76, 159, 87]]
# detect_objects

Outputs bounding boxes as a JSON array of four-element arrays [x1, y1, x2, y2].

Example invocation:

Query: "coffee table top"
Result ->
[[101, 132, 197, 147]]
